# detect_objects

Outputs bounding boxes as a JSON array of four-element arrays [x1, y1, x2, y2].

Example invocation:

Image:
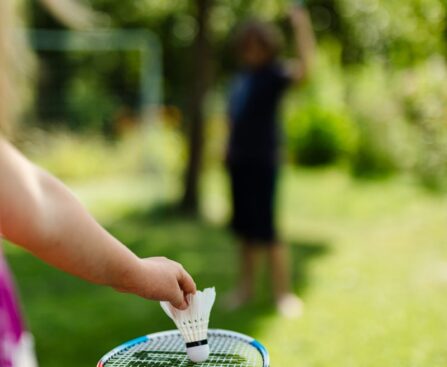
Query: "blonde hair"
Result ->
[[0, 0, 34, 136], [0, 0, 102, 136], [39, 0, 106, 31]]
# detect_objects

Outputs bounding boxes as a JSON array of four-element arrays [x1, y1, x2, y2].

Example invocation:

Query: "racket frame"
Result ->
[[97, 329, 269, 367]]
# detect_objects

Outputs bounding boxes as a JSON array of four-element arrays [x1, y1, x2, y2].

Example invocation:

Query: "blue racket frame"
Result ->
[[97, 329, 269, 367]]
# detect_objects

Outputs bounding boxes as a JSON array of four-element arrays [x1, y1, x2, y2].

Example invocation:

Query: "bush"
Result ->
[[286, 103, 358, 166], [283, 41, 447, 188], [22, 122, 184, 182], [346, 62, 417, 177], [397, 57, 447, 189], [284, 42, 358, 167]]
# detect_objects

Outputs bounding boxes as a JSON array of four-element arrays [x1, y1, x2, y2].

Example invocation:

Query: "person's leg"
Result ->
[[268, 243, 290, 298], [225, 163, 262, 309], [224, 239, 263, 310], [268, 243, 303, 318], [239, 240, 261, 300], [262, 165, 303, 317]]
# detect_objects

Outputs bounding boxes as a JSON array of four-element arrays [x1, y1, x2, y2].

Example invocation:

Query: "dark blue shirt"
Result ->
[[228, 62, 291, 165]]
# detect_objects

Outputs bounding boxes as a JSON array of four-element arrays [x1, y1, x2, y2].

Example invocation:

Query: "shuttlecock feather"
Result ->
[[161, 287, 216, 363]]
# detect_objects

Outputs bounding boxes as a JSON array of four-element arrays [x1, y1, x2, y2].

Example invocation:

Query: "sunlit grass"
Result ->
[[4, 165, 447, 366]]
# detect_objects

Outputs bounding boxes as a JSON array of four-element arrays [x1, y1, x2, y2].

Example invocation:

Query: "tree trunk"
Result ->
[[180, 0, 213, 214]]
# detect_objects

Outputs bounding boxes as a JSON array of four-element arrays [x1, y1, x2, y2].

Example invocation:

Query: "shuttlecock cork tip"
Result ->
[[160, 287, 216, 363], [187, 343, 210, 363]]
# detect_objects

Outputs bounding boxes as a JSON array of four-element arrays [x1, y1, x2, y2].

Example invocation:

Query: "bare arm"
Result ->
[[288, 5, 316, 83], [0, 139, 195, 309]]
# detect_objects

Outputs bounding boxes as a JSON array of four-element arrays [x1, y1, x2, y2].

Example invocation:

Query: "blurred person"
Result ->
[[225, 4, 315, 317], [0, 1, 196, 366]]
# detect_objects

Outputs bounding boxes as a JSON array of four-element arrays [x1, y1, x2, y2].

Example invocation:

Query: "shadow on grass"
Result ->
[[4, 205, 330, 367], [290, 240, 331, 294]]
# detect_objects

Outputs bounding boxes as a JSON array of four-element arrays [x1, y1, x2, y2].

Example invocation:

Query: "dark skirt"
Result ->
[[228, 162, 278, 244]]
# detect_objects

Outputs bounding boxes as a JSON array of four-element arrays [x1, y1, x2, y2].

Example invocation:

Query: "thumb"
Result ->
[[170, 287, 189, 310]]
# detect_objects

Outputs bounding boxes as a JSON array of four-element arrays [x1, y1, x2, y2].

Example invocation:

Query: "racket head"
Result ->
[[97, 329, 269, 367]]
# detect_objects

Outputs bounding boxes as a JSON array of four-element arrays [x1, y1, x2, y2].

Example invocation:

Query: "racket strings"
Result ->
[[103, 332, 264, 367]]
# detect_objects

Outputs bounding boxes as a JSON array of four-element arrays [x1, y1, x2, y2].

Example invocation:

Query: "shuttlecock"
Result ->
[[161, 287, 216, 363]]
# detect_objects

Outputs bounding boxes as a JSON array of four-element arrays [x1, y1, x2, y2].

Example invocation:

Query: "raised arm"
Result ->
[[0, 139, 196, 309], [288, 5, 316, 83]]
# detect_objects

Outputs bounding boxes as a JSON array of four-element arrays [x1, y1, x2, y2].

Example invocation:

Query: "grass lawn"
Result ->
[[4, 167, 447, 366]]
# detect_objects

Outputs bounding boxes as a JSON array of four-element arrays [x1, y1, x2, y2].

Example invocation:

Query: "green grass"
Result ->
[[4, 167, 447, 366]]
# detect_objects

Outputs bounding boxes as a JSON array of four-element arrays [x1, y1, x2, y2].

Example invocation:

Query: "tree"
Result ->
[[180, 0, 213, 214]]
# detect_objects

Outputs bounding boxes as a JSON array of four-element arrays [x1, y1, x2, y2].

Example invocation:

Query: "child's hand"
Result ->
[[114, 257, 197, 310]]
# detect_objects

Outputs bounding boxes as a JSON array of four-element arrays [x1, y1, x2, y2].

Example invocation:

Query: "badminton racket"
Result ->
[[97, 329, 269, 367]]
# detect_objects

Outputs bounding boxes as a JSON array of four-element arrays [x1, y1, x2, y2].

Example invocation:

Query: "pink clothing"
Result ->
[[0, 246, 25, 367]]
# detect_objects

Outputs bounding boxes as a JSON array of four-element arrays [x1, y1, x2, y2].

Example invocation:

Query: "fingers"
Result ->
[[139, 257, 197, 309], [169, 265, 196, 310], [164, 262, 195, 310], [169, 285, 189, 310], [177, 267, 197, 296]]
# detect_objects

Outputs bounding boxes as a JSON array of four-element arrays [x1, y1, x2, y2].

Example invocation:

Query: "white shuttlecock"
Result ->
[[161, 287, 216, 363]]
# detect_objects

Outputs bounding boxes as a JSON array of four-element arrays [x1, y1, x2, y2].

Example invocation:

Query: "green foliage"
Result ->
[[26, 123, 184, 182], [346, 62, 416, 177], [397, 58, 447, 189], [285, 44, 358, 167], [286, 103, 358, 166], [336, 0, 446, 65], [30, 47, 143, 134], [29, 0, 447, 187], [65, 74, 118, 132], [283, 38, 447, 188], [345, 57, 447, 186]]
